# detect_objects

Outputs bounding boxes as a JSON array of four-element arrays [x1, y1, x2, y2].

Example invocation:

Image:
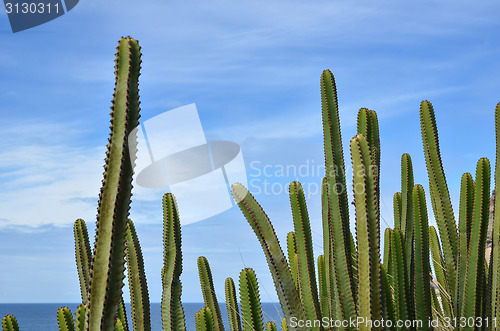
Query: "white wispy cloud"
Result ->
[[0, 120, 104, 228]]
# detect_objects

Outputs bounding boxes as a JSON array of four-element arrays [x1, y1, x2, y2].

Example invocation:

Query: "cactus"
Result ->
[[2, 315, 19, 331], [239, 268, 264, 331], [125, 220, 151, 330], [74, 305, 86, 331], [57, 307, 75, 331], [195, 307, 215, 331], [85, 36, 141, 330], [161, 193, 186, 331], [225, 277, 242, 331]]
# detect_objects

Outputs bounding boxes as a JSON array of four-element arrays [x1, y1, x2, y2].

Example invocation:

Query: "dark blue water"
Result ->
[[0, 303, 283, 330]]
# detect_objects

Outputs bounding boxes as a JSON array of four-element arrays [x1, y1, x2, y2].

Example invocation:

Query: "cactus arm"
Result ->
[[461, 158, 490, 330], [491, 103, 500, 325], [456, 173, 475, 317], [195, 308, 215, 331], [198, 256, 225, 331], [117, 301, 129, 331], [75, 305, 86, 331], [393, 192, 402, 230], [420, 101, 458, 300], [2, 315, 20, 331], [161, 194, 186, 331], [231, 183, 306, 328], [412, 185, 432, 329], [317, 255, 329, 319], [74, 219, 92, 303], [115, 319, 125, 331], [125, 220, 151, 331], [321, 70, 356, 322], [286, 232, 300, 293], [383, 228, 392, 269], [225, 277, 242, 331], [389, 228, 409, 324], [281, 317, 289, 331], [85, 36, 141, 331], [357, 108, 381, 212], [239, 268, 264, 331], [351, 134, 382, 330], [265, 322, 277, 331], [320, 177, 338, 321], [289, 181, 322, 328], [57, 307, 75, 331]]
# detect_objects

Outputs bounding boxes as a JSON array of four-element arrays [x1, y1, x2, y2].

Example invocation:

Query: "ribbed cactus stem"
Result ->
[[239, 268, 264, 331], [57, 307, 75, 331], [115, 319, 126, 331], [321, 70, 356, 323], [125, 219, 151, 331], [265, 322, 277, 331], [281, 318, 289, 331], [420, 101, 458, 300], [225, 277, 241, 331], [457, 173, 475, 317], [321, 177, 338, 321], [412, 185, 432, 329], [74, 219, 91, 304], [2, 315, 20, 331], [161, 193, 186, 331], [389, 228, 409, 324], [86, 36, 141, 330], [461, 158, 490, 329], [286, 232, 300, 292], [117, 301, 129, 331], [289, 181, 322, 329], [198, 256, 225, 331], [195, 307, 215, 331], [75, 305, 86, 331], [490, 102, 500, 325], [351, 133, 381, 331]]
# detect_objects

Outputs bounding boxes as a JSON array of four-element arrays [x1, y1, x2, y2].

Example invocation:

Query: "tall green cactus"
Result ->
[[161, 194, 186, 331], [239, 268, 264, 331], [198, 256, 225, 331], [420, 101, 458, 305], [125, 220, 151, 331], [490, 103, 500, 327], [85, 36, 141, 330], [289, 181, 322, 329], [321, 70, 356, 323], [225, 277, 241, 331], [74, 219, 92, 304], [351, 133, 381, 330]]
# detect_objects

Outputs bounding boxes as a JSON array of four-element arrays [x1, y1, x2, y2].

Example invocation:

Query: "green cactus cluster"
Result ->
[[3, 37, 500, 331]]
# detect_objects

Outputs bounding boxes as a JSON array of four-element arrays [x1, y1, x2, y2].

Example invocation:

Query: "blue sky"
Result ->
[[1, 0, 500, 304]]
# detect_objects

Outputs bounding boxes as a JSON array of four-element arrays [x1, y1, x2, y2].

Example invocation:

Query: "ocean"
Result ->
[[0, 303, 284, 330]]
